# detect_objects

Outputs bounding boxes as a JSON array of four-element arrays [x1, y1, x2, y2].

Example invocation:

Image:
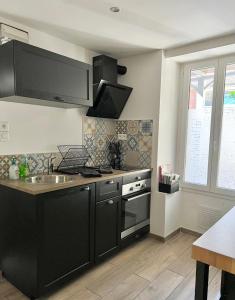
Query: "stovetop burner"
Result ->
[[58, 165, 113, 177]]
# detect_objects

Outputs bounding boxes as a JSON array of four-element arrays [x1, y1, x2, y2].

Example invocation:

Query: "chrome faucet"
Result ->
[[48, 157, 56, 175]]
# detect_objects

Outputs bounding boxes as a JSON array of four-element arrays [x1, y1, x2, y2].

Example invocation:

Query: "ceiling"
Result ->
[[0, 0, 235, 57]]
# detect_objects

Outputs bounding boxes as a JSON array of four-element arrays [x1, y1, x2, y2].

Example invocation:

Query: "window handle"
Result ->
[[213, 140, 218, 150]]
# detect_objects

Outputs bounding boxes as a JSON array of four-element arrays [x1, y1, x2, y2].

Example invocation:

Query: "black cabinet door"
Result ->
[[41, 184, 95, 286], [95, 196, 121, 262], [14, 41, 92, 106], [96, 177, 122, 202]]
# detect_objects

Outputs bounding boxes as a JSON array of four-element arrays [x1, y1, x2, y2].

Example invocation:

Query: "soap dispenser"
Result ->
[[19, 155, 29, 179], [9, 156, 19, 180]]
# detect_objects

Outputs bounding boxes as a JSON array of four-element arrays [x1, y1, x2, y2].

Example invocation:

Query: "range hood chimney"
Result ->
[[87, 55, 132, 119]]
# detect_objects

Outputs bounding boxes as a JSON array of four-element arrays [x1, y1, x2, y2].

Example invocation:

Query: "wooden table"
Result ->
[[192, 207, 235, 300]]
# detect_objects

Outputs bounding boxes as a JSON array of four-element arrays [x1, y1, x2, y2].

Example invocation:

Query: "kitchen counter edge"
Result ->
[[0, 169, 151, 195]]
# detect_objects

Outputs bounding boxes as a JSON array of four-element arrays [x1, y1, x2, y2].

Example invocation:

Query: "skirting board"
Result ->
[[149, 227, 201, 242]]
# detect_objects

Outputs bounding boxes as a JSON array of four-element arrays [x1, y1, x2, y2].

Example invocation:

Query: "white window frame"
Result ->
[[178, 55, 235, 197], [211, 55, 235, 197]]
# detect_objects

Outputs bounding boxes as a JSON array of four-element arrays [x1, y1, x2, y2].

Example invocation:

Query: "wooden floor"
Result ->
[[0, 232, 222, 300]]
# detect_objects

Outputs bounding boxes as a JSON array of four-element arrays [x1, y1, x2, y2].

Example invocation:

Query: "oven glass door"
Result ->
[[122, 191, 151, 232]]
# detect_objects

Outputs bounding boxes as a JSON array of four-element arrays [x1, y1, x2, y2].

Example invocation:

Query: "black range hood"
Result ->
[[87, 55, 132, 119]]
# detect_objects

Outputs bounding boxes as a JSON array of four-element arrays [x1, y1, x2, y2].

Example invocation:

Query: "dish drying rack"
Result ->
[[57, 145, 93, 171]]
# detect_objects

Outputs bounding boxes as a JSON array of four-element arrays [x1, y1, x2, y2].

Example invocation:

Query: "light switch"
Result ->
[[0, 121, 9, 142], [0, 121, 9, 131]]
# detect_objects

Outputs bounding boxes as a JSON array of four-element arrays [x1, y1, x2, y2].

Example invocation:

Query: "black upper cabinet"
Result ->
[[0, 40, 93, 108]]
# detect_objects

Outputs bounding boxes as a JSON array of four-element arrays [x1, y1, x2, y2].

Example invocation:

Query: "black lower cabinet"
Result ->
[[41, 185, 95, 289], [0, 184, 95, 299], [0, 176, 150, 299], [95, 197, 121, 262]]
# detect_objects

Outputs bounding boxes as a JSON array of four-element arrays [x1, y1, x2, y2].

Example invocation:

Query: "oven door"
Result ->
[[121, 191, 151, 239]]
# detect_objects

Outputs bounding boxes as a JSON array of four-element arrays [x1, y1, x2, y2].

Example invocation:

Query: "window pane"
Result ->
[[184, 67, 215, 185], [217, 64, 235, 190]]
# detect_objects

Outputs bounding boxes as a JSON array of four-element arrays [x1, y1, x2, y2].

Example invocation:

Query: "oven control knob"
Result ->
[[142, 183, 147, 188], [130, 187, 134, 191]]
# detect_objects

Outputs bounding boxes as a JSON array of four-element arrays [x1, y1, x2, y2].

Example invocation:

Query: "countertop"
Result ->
[[0, 169, 151, 195], [192, 207, 235, 274]]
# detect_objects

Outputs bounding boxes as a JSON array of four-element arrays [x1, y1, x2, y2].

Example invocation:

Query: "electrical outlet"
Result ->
[[0, 131, 9, 142], [118, 133, 127, 141]]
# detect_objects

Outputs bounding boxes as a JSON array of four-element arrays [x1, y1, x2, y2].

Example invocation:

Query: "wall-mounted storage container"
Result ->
[[159, 182, 179, 194], [0, 40, 93, 108]]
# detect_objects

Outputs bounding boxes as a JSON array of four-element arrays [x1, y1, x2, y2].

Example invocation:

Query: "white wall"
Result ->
[[157, 59, 180, 171], [118, 51, 165, 235], [0, 16, 97, 155], [118, 51, 182, 237], [118, 51, 163, 121], [154, 58, 181, 237], [181, 191, 235, 234], [164, 192, 181, 236]]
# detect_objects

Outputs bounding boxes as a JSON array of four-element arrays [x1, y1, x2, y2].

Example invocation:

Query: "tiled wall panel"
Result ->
[[0, 118, 153, 179], [83, 117, 153, 169], [0, 153, 61, 179]]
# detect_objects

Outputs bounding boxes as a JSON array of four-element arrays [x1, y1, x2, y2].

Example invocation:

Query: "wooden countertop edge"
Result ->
[[0, 168, 151, 195], [192, 244, 235, 275]]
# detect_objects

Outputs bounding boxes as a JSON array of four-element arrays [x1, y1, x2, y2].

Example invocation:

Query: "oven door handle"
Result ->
[[123, 192, 151, 202]]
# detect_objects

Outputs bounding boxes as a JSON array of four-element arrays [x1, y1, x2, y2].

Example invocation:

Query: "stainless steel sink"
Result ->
[[25, 175, 74, 184]]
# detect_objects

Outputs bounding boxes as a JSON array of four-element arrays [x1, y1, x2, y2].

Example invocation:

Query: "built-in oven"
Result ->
[[121, 179, 151, 240]]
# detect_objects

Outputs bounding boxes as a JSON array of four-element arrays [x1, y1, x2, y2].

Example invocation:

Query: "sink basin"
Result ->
[[25, 175, 74, 184]]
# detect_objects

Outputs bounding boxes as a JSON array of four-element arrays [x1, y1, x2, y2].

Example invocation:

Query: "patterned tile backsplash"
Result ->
[[83, 117, 153, 169], [0, 152, 62, 179], [0, 118, 153, 179], [83, 117, 117, 166]]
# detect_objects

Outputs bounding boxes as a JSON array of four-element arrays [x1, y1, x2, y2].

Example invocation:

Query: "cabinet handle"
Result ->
[[54, 96, 64, 102], [123, 192, 151, 202], [107, 200, 114, 205], [107, 180, 115, 184], [81, 186, 90, 191]]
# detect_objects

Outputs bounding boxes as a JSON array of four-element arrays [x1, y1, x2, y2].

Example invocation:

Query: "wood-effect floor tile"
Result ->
[[0, 233, 222, 300], [135, 270, 184, 300], [167, 246, 196, 277], [102, 274, 149, 300]]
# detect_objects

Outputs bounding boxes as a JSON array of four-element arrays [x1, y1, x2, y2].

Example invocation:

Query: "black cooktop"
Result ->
[[58, 166, 113, 177]]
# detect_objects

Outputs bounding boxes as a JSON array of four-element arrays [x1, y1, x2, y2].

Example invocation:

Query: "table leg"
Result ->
[[220, 271, 235, 300], [195, 261, 209, 300]]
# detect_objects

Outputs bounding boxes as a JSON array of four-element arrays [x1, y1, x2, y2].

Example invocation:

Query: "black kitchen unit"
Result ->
[[0, 184, 95, 299], [95, 197, 121, 262], [41, 185, 95, 286], [0, 40, 92, 108], [95, 178, 122, 262], [0, 170, 151, 299]]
